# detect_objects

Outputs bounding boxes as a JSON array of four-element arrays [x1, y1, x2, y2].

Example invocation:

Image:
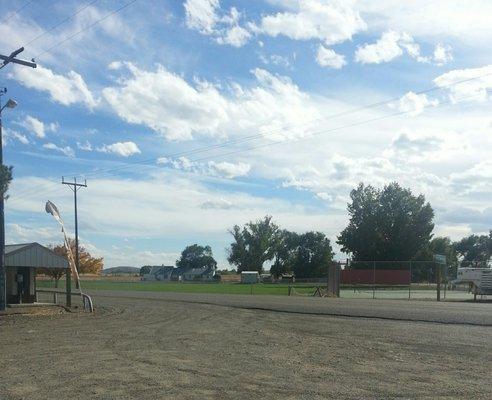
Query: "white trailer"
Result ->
[[241, 271, 260, 284], [453, 268, 492, 298]]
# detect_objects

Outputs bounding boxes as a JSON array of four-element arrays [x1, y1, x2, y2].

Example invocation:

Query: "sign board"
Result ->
[[433, 254, 446, 265]]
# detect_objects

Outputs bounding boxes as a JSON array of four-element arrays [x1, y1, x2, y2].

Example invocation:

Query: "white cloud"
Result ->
[[97, 141, 141, 157], [201, 198, 234, 209], [184, 1, 251, 47], [434, 65, 492, 103], [355, 31, 401, 64], [184, 0, 220, 34], [354, 31, 433, 64], [103, 63, 319, 142], [433, 43, 453, 65], [393, 91, 439, 116], [158, 157, 251, 179], [77, 141, 93, 151], [356, 1, 492, 45], [10, 65, 97, 109], [254, 0, 366, 45], [3, 129, 29, 146], [108, 61, 123, 70], [316, 45, 346, 69], [19, 116, 46, 138], [208, 161, 251, 178], [216, 24, 251, 47], [43, 143, 75, 157]]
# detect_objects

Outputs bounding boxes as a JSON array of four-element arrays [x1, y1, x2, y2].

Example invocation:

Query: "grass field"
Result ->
[[36, 278, 477, 300], [37, 279, 310, 296]]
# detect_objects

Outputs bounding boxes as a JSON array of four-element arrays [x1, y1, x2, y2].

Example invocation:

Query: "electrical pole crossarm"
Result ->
[[0, 47, 37, 69]]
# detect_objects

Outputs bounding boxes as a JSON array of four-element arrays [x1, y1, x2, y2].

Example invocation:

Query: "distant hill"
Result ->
[[102, 266, 140, 275]]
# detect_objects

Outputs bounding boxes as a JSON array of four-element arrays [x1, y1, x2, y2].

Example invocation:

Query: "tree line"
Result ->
[[220, 182, 490, 278]]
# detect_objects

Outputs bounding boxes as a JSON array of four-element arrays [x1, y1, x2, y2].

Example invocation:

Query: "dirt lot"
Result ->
[[1, 293, 491, 400]]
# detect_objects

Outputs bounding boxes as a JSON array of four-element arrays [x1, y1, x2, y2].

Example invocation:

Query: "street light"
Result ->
[[3, 99, 17, 110], [0, 87, 17, 311]]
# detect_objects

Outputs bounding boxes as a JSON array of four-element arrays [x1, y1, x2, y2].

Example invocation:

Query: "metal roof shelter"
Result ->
[[5, 243, 70, 304]]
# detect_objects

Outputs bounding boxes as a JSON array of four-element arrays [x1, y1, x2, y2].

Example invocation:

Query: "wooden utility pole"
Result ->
[[62, 177, 87, 289]]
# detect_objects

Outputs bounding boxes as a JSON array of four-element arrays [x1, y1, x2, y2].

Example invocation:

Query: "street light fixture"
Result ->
[[0, 88, 17, 311]]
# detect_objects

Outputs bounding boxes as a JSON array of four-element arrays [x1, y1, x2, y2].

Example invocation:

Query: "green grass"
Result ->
[[37, 279, 316, 296], [37, 279, 474, 300]]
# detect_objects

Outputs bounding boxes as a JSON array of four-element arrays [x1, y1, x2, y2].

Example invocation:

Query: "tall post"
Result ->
[[436, 262, 441, 302], [74, 178, 79, 289], [408, 261, 412, 300], [62, 177, 87, 290], [372, 260, 376, 299], [0, 92, 5, 311]]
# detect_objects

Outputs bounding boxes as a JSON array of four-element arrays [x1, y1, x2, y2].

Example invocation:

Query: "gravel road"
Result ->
[[1, 292, 491, 399]]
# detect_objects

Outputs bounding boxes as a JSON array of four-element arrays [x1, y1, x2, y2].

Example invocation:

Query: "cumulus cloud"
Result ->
[[43, 143, 75, 157], [208, 161, 251, 178], [355, 31, 414, 64], [10, 65, 97, 109], [433, 43, 453, 65], [17, 115, 58, 139], [434, 65, 492, 103], [97, 141, 141, 157], [158, 156, 251, 179], [184, 0, 219, 34], [254, 0, 366, 45], [184, 1, 251, 47], [392, 92, 439, 116], [103, 63, 319, 142], [316, 45, 346, 69]]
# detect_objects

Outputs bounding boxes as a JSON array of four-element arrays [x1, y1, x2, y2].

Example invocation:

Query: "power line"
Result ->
[[6, 91, 480, 205], [10, 68, 489, 196], [33, 0, 138, 60], [22, 0, 100, 49], [0, 0, 35, 24]]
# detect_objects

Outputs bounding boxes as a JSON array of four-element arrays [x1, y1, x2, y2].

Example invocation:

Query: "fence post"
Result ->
[[436, 262, 441, 302], [372, 261, 376, 299], [408, 261, 412, 300]]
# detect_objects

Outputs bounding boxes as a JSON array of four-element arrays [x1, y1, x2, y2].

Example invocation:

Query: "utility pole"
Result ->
[[0, 48, 36, 311], [62, 177, 87, 289], [0, 89, 18, 311]]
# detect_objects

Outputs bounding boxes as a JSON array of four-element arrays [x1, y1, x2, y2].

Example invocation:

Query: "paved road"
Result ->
[[88, 290, 492, 326]]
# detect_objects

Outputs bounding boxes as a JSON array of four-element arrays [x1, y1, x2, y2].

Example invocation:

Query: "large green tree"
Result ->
[[414, 236, 458, 281], [454, 231, 492, 266], [270, 230, 334, 279], [292, 231, 334, 279], [228, 216, 280, 273], [337, 182, 434, 261], [176, 244, 217, 271]]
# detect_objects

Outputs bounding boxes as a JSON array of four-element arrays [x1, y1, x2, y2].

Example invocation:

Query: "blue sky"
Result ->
[[2, 0, 492, 268]]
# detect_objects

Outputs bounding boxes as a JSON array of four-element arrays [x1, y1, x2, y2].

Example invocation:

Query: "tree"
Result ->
[[454, 231, 492, 267], [292, 231, 334, 279], [51, 239, 104, 274], [414, 236, 458, 282], [0, 165, 13, 200], [270, 230, 298, 278], [337, 182, 434, 262], [176, 244, 217, 271], [228, 216, 280, 273]]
